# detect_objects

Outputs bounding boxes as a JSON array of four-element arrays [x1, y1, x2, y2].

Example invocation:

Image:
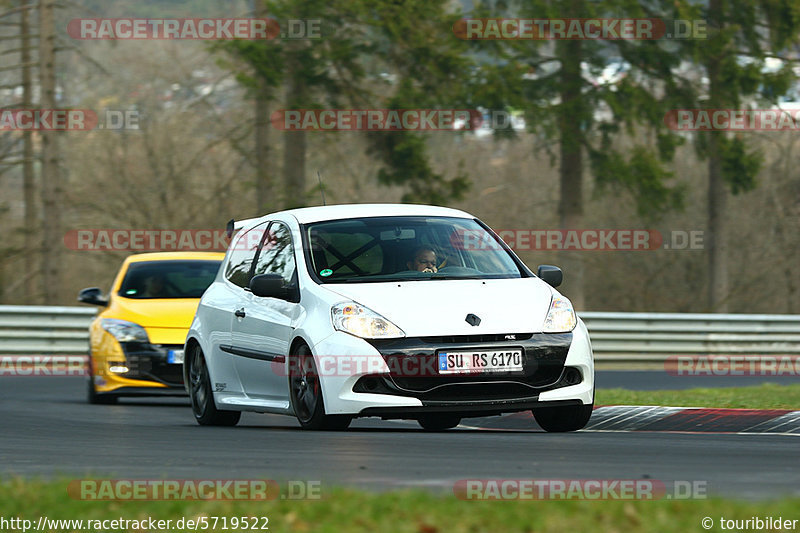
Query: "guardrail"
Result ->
[[582, 312, 800, 363], [0, 306, 799, 363], [0, 305, 97, 355]]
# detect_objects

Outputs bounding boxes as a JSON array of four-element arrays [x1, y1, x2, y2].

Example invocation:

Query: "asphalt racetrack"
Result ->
[[1, 373, 797, 499]]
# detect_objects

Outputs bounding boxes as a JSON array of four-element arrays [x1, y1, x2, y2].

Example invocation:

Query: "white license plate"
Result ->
[[438, 349, 523, 374], [167, 349, 184, 364]]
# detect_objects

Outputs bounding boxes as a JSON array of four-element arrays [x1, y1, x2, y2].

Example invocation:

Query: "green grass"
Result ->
[[597, 383, 800, 410], [1, 479, 799, 533]]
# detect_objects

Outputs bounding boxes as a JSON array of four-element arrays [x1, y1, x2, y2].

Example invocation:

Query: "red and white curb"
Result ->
[[587, 406, 800, 434], [460, 406, 800, 435]]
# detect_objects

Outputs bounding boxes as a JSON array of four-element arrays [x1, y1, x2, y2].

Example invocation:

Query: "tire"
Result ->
[[188, 345, 241, 426], [532, 402, 593, 432], [87, 357, 117, 405], [289, 344, 351, 431], [418, 414, 461, 431]]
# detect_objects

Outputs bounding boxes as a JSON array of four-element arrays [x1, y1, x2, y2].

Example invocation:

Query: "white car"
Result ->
[[184, 204, 594, 431]]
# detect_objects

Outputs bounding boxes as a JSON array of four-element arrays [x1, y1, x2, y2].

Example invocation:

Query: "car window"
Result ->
[[309, 225, 384, 277], [304, 216, 523, 283], [225, 222, 268, 288], [118, 260, 221, 299], [253, 222, 297, 286]]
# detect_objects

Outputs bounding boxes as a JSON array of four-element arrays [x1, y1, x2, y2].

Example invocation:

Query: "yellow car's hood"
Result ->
[[108, 297, 201, 330]]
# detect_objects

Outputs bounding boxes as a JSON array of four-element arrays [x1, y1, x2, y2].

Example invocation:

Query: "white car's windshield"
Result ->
[[303, 216, 525, 283]]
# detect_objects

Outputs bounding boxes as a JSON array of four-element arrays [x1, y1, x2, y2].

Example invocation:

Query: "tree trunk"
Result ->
[[283, 128, 306, 209], [706, 135, 728, 312], [39, 0, 61, 304], [283, 59, 307, 209], [254, 88, 271, 215], [253, 0, 271, 216], [21, 1, 36, 302], [705, 0, 729, 312], [556, 4, 585, 310]]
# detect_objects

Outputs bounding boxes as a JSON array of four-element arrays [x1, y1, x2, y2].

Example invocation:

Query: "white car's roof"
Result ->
[[242, 204, 475, 227]]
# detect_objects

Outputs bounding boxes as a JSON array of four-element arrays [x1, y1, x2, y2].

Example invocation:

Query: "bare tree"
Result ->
[[253, 0, 272, 216], [20, 0, 35, 301], [557, 29, 586, 310], [0, 0, 38, 301], [704, 0, 730, 312], [38, 0, 60, 303], [282, 58, 307, 209]]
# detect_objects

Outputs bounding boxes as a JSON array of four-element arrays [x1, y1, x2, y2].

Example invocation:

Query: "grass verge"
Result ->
[[0, 479, 799, 533], [597, 383, 800, 410]]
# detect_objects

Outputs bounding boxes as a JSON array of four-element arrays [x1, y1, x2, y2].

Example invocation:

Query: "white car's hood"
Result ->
[[323, 277, 555, 337]]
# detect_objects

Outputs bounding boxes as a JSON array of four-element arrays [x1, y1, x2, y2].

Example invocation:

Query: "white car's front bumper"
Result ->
[[310, 320, 594, 417]]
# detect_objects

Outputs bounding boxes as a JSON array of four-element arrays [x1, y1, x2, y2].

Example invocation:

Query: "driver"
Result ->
[[407, 247, 438, 273], [140, 274, 166, 298]]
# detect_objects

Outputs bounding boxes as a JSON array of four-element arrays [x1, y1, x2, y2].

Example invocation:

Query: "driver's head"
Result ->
[[408, 247, 437, 272], [143, 274, 165, 294]]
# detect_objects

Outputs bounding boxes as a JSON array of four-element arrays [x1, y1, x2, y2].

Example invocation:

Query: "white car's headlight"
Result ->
[[101, 318, 150, 343], [542, 296, 577, 333], [331, 302, 405, 339]]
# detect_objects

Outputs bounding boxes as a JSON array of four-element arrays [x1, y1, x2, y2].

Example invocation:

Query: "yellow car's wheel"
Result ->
[[86, 355, 117, 405]]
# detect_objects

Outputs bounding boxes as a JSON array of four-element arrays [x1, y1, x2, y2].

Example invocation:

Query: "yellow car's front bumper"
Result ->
[[89, 326, 186, 395]]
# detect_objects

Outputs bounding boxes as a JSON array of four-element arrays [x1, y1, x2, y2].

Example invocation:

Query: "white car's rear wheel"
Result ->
[[289, 344, 351, 430], [188, 345, 241, 426]]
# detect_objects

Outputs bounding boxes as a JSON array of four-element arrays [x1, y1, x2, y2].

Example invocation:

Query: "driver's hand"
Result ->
[[422, 266, 438, 273]]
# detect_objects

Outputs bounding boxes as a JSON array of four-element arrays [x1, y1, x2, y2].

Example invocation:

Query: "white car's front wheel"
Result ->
[[417, 414, 461, 431], [289, 344, 351, 431], [532, 402, 593, 432]]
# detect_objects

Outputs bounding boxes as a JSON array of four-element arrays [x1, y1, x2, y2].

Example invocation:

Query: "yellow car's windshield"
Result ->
[[118, 260, 221, 299]]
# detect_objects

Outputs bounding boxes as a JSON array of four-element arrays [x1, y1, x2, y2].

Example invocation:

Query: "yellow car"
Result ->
[[78, 252, 225, 404]]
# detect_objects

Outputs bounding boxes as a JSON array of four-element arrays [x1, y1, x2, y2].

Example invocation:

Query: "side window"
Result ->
[[225, 222, 268, 288], [253, 222, 296, 286]]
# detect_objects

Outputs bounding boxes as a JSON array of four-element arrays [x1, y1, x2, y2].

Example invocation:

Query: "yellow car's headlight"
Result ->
[[101, 318, 149, 343]]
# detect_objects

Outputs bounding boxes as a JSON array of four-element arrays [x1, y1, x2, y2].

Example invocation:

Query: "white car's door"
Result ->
[[214, 221, 268, 396], [200, 280, 247, 395], [230, 221, 298, 404]]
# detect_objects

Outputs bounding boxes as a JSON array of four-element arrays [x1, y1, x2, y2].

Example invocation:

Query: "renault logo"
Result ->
[[465, 313, 481, 327]]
